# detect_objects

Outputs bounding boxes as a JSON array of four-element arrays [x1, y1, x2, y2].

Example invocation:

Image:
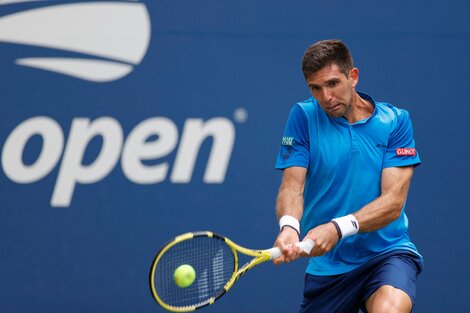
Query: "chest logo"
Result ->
[[396, 148, 416, 156]]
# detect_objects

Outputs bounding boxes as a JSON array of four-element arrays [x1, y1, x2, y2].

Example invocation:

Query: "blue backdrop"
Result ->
[[1, 1, 469, 312]]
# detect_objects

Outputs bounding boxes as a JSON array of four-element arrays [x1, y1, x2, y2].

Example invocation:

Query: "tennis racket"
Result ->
[[149, 231, 314, 312]]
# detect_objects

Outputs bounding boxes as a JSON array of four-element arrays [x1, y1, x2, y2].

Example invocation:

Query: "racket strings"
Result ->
[[154, 236, 235, 308]]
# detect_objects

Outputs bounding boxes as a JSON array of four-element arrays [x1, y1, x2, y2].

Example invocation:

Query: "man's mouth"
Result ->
[[329, 103, 341, 111]]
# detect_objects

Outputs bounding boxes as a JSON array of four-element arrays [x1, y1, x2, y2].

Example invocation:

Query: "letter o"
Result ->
[[1, 116, 64, 183]]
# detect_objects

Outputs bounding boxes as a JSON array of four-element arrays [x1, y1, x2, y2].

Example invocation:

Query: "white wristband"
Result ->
[[279, 215, 300, 235], [331, 214, 359, 239]]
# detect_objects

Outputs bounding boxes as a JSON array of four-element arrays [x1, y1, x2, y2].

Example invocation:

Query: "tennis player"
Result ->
[[273, 40, 423, 313]]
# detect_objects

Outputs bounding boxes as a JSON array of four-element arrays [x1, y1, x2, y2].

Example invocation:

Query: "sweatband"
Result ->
[[279, 215, 300, 236], [331, 214, 359, 239]]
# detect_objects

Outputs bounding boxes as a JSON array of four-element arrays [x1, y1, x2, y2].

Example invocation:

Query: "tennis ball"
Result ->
[[174, 264, 196, 288]]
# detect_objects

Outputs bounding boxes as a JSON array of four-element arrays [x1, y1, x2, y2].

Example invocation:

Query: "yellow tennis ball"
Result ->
[[174, 264, 196, 288]]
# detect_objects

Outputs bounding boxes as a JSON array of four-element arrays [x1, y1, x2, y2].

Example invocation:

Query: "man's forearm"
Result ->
[[276, 187, 304, 220], [275, 166, 308, 238], [354, 192, 405, 232]]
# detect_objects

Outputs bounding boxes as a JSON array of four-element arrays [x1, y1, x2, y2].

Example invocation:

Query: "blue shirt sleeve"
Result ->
[[383, 109, 421, 168], [275, 104, 310, 169]]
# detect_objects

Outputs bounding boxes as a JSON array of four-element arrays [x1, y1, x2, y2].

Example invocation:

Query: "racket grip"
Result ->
[[269, 239, 314, 260]]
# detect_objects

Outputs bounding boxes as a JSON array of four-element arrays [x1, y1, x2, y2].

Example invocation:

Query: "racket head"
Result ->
[[149, 231, 238, 312]]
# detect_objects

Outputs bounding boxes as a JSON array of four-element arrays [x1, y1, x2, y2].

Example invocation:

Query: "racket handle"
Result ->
[[269, 239, 314, 260]]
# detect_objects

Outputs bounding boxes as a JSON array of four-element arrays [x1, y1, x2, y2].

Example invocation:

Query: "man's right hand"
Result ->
[[273, 226, 301, 265]]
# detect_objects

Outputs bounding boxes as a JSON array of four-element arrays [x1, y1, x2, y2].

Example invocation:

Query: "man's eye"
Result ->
[[328, 81, 338, 87]]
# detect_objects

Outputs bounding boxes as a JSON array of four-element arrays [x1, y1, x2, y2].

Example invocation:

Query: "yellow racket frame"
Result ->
[[149, 231, 274, 312]]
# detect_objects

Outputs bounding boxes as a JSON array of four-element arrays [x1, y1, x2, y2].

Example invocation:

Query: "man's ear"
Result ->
[[349, 68, 359, 88]]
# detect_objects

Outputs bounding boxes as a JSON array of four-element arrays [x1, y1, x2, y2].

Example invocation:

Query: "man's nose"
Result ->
[[322, 88, 333, 103]]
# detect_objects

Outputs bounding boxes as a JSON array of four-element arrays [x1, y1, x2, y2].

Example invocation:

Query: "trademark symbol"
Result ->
[[233, 107, 248, 124]]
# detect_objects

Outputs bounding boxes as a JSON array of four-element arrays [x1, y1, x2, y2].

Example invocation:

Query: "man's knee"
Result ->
[[370, 299, 409, 313], [366, 285, 412, 313]]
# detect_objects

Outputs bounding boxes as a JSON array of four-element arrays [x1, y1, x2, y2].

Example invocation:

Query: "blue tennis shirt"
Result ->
[[275, 92, 422, 276]]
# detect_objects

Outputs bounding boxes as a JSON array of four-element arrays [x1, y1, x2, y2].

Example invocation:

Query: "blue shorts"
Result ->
[[299, 250, 423, 313]]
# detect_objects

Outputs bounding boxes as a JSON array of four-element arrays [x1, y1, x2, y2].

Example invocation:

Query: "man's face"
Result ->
[[306, 64, 358, 118]]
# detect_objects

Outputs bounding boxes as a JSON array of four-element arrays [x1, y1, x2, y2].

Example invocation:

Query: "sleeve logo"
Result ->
[[396, 148, 416, 156], [281, 136, 294, 146]]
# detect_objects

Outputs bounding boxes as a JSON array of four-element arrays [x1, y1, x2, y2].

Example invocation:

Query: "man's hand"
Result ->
[[273, 227, 301, 265], [305, 222, 340, 257]]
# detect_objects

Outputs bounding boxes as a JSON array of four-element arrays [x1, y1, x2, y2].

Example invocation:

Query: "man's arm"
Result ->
[[273, 166, 307, 264], [276, 166, 306, 220], [354, 166, 414, 232], [305, 165, 415, 256]]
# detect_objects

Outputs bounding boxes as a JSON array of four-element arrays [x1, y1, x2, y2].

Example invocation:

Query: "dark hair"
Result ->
[[301, 39, 354, 79]]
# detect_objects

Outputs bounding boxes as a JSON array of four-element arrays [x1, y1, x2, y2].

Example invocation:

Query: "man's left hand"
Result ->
[[305, 222, 340, 256]]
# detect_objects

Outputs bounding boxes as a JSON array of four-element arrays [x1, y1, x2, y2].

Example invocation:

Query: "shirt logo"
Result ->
[[0, 1, 151, 82], [396, 148, 416, 156], [282, 136, 294, 146]]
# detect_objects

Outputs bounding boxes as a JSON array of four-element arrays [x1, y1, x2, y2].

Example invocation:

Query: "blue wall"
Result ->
[[1, 1, 469, 312]]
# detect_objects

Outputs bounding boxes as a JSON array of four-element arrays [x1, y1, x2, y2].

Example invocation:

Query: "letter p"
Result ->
[[51, 117, 123, 207]]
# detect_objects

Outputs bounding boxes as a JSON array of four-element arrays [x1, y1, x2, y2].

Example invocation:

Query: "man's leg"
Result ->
[[360, 251, 423, 313], [299, 273, 362, 313], [365, 285, 412, 313]]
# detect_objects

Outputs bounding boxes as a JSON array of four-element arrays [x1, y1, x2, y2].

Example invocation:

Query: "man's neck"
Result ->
[[343, 92, 374, 124]]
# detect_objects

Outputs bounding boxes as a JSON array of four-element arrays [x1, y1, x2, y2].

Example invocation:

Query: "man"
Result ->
[[273, 40, 423, 313]]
